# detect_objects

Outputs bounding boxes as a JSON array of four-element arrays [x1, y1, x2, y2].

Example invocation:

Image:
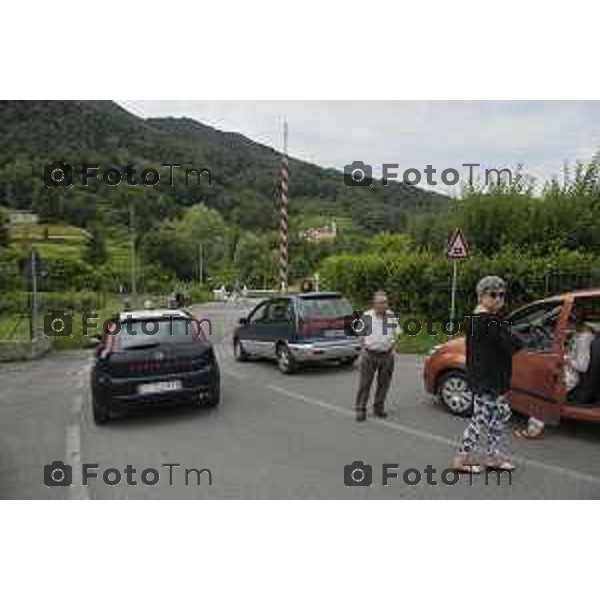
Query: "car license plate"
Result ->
[[324, 329, 344, 338], [138, 380, 182, 395]]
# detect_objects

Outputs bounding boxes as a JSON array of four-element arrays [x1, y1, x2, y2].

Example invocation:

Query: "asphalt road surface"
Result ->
[[2, 301, 600, 499]]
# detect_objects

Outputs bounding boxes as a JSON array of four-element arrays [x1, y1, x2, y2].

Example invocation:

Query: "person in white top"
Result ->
[[354, 291, 398, 421], [515, 305, 596, 439]]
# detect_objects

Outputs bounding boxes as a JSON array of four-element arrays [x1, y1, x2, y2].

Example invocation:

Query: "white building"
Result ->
[[9, 210, 39, 226]]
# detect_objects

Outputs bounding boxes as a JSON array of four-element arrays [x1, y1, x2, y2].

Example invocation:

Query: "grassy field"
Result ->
[[394, 313, 459, 354], [3, 221, 201, 350], [10, 222, 130, 265], [10, 222, 87, 240], [0, 314, 30, 340]]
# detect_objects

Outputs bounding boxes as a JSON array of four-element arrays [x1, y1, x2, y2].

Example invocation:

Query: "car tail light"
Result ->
[[299, 319, 322, 336]]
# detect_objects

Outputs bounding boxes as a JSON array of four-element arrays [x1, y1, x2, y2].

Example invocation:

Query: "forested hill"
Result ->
[[0, 101, 448, 233]]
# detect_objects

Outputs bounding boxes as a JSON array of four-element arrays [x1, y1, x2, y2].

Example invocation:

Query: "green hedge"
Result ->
[[320, 248, 600, 317]]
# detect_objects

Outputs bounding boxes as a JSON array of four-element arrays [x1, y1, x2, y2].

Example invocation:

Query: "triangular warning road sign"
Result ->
[[446, 228, 469, 260]]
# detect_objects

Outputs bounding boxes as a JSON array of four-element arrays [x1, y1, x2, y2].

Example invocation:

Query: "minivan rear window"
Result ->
[[298, 297, 353, 320]]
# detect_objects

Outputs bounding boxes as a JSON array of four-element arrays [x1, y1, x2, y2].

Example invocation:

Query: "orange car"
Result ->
[[423, 289, 600, 424]]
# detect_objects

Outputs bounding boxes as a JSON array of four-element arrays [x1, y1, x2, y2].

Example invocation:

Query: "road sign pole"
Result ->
[[129, 202, 137, 302], [450, 260, 457, 325], [31, 249, 38, 342], [445, 228, 469, 325]]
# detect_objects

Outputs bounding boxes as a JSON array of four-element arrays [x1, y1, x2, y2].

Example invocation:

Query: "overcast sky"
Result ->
[[118, 101, 600, 195]]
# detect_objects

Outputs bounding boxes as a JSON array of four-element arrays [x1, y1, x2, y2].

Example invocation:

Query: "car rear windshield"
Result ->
[[298, 297, 353, 320], [116, 318, 196, 349]]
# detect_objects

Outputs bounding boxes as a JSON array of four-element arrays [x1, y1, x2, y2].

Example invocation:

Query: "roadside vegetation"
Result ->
[[0, 101, 598, 353]]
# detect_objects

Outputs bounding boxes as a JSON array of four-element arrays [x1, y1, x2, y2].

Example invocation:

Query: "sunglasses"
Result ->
[[488, 291, 506, 300]]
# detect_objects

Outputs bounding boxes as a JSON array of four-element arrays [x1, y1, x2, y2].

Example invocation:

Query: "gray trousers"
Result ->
[[355, 350, 395, 412]]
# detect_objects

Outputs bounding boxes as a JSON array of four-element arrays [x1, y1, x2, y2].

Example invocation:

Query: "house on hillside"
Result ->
[[299, 220, 337, 243], [9, 210, 39, 226]]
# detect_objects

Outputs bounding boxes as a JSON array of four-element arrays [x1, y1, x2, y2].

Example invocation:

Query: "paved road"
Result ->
[[1, 301, 600, 499]]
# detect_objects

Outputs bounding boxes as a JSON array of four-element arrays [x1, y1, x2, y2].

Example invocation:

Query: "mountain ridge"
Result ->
[[0, 101, 448, 233]]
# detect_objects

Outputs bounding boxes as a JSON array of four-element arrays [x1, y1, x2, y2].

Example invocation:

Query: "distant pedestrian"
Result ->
[[354, 291, 398, 421], [300, 279, 314, 293], [453, 276, 525, 474]]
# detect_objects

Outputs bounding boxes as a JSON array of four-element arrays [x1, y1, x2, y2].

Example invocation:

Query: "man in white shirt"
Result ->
[[354, 291, 398, 421]]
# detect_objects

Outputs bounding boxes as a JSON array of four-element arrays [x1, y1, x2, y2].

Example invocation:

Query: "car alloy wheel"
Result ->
[[234, 339, 248, 362], [438, 370, 472, 416], [205, 383, 220, 407], [276, 343, 295, 374]]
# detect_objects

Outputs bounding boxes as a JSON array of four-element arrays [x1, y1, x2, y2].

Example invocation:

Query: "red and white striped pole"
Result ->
[[278, 120, 289, 293]]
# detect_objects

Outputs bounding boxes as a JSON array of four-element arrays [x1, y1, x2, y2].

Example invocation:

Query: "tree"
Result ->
[[233, 232, 276, 287], [0, 206, 10, 247], [141, 225, 195, 281], [367, 233, 413, 255], [83, 225, 107, 265], [179, 204, 232, 277]]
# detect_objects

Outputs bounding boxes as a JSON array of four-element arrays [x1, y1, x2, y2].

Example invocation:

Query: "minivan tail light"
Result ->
[[298, 320, 314, 336]]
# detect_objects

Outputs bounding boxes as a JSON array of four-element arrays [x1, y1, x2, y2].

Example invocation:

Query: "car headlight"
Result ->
[[427, 344, 442, 356]]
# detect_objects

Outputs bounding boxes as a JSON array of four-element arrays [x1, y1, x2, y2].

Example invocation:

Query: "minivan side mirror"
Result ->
[[238, 317, 248, 325]]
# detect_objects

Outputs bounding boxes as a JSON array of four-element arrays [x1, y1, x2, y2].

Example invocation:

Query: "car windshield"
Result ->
[[116, 318, 195, 349], [299, 297, 353, 320], [509, 302, 563, 332]]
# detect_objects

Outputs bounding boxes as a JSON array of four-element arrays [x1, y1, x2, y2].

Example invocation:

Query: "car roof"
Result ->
[[280, 291, 344, 300], [538, 289, 600, 303], [118, 309, 190, 321]]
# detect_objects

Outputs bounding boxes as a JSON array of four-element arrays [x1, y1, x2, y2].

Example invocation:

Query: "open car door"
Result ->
[[507, 300, 567, 425]]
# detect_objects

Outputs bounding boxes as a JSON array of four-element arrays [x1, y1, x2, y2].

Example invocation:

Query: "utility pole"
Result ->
[[278, 120, 289, 293], [449, 260, 457, 325], [31, 248, 38, 342], [129, 201, 137, 301], [198, 242, 204, 285]]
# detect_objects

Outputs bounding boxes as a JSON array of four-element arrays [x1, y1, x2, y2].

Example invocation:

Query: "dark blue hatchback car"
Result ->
[[233, 292, 361, 373], [91, 309, 220, 423]]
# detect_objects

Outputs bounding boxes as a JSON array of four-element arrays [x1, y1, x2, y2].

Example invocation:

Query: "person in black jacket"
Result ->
[[453, 276, 525, 474]]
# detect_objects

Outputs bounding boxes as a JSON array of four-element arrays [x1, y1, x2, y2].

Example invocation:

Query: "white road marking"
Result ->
[[221, 368, 249, 381], [65, 363, 92, 500], [267, 384, 600, 488], [65, 423, 89, 500]]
